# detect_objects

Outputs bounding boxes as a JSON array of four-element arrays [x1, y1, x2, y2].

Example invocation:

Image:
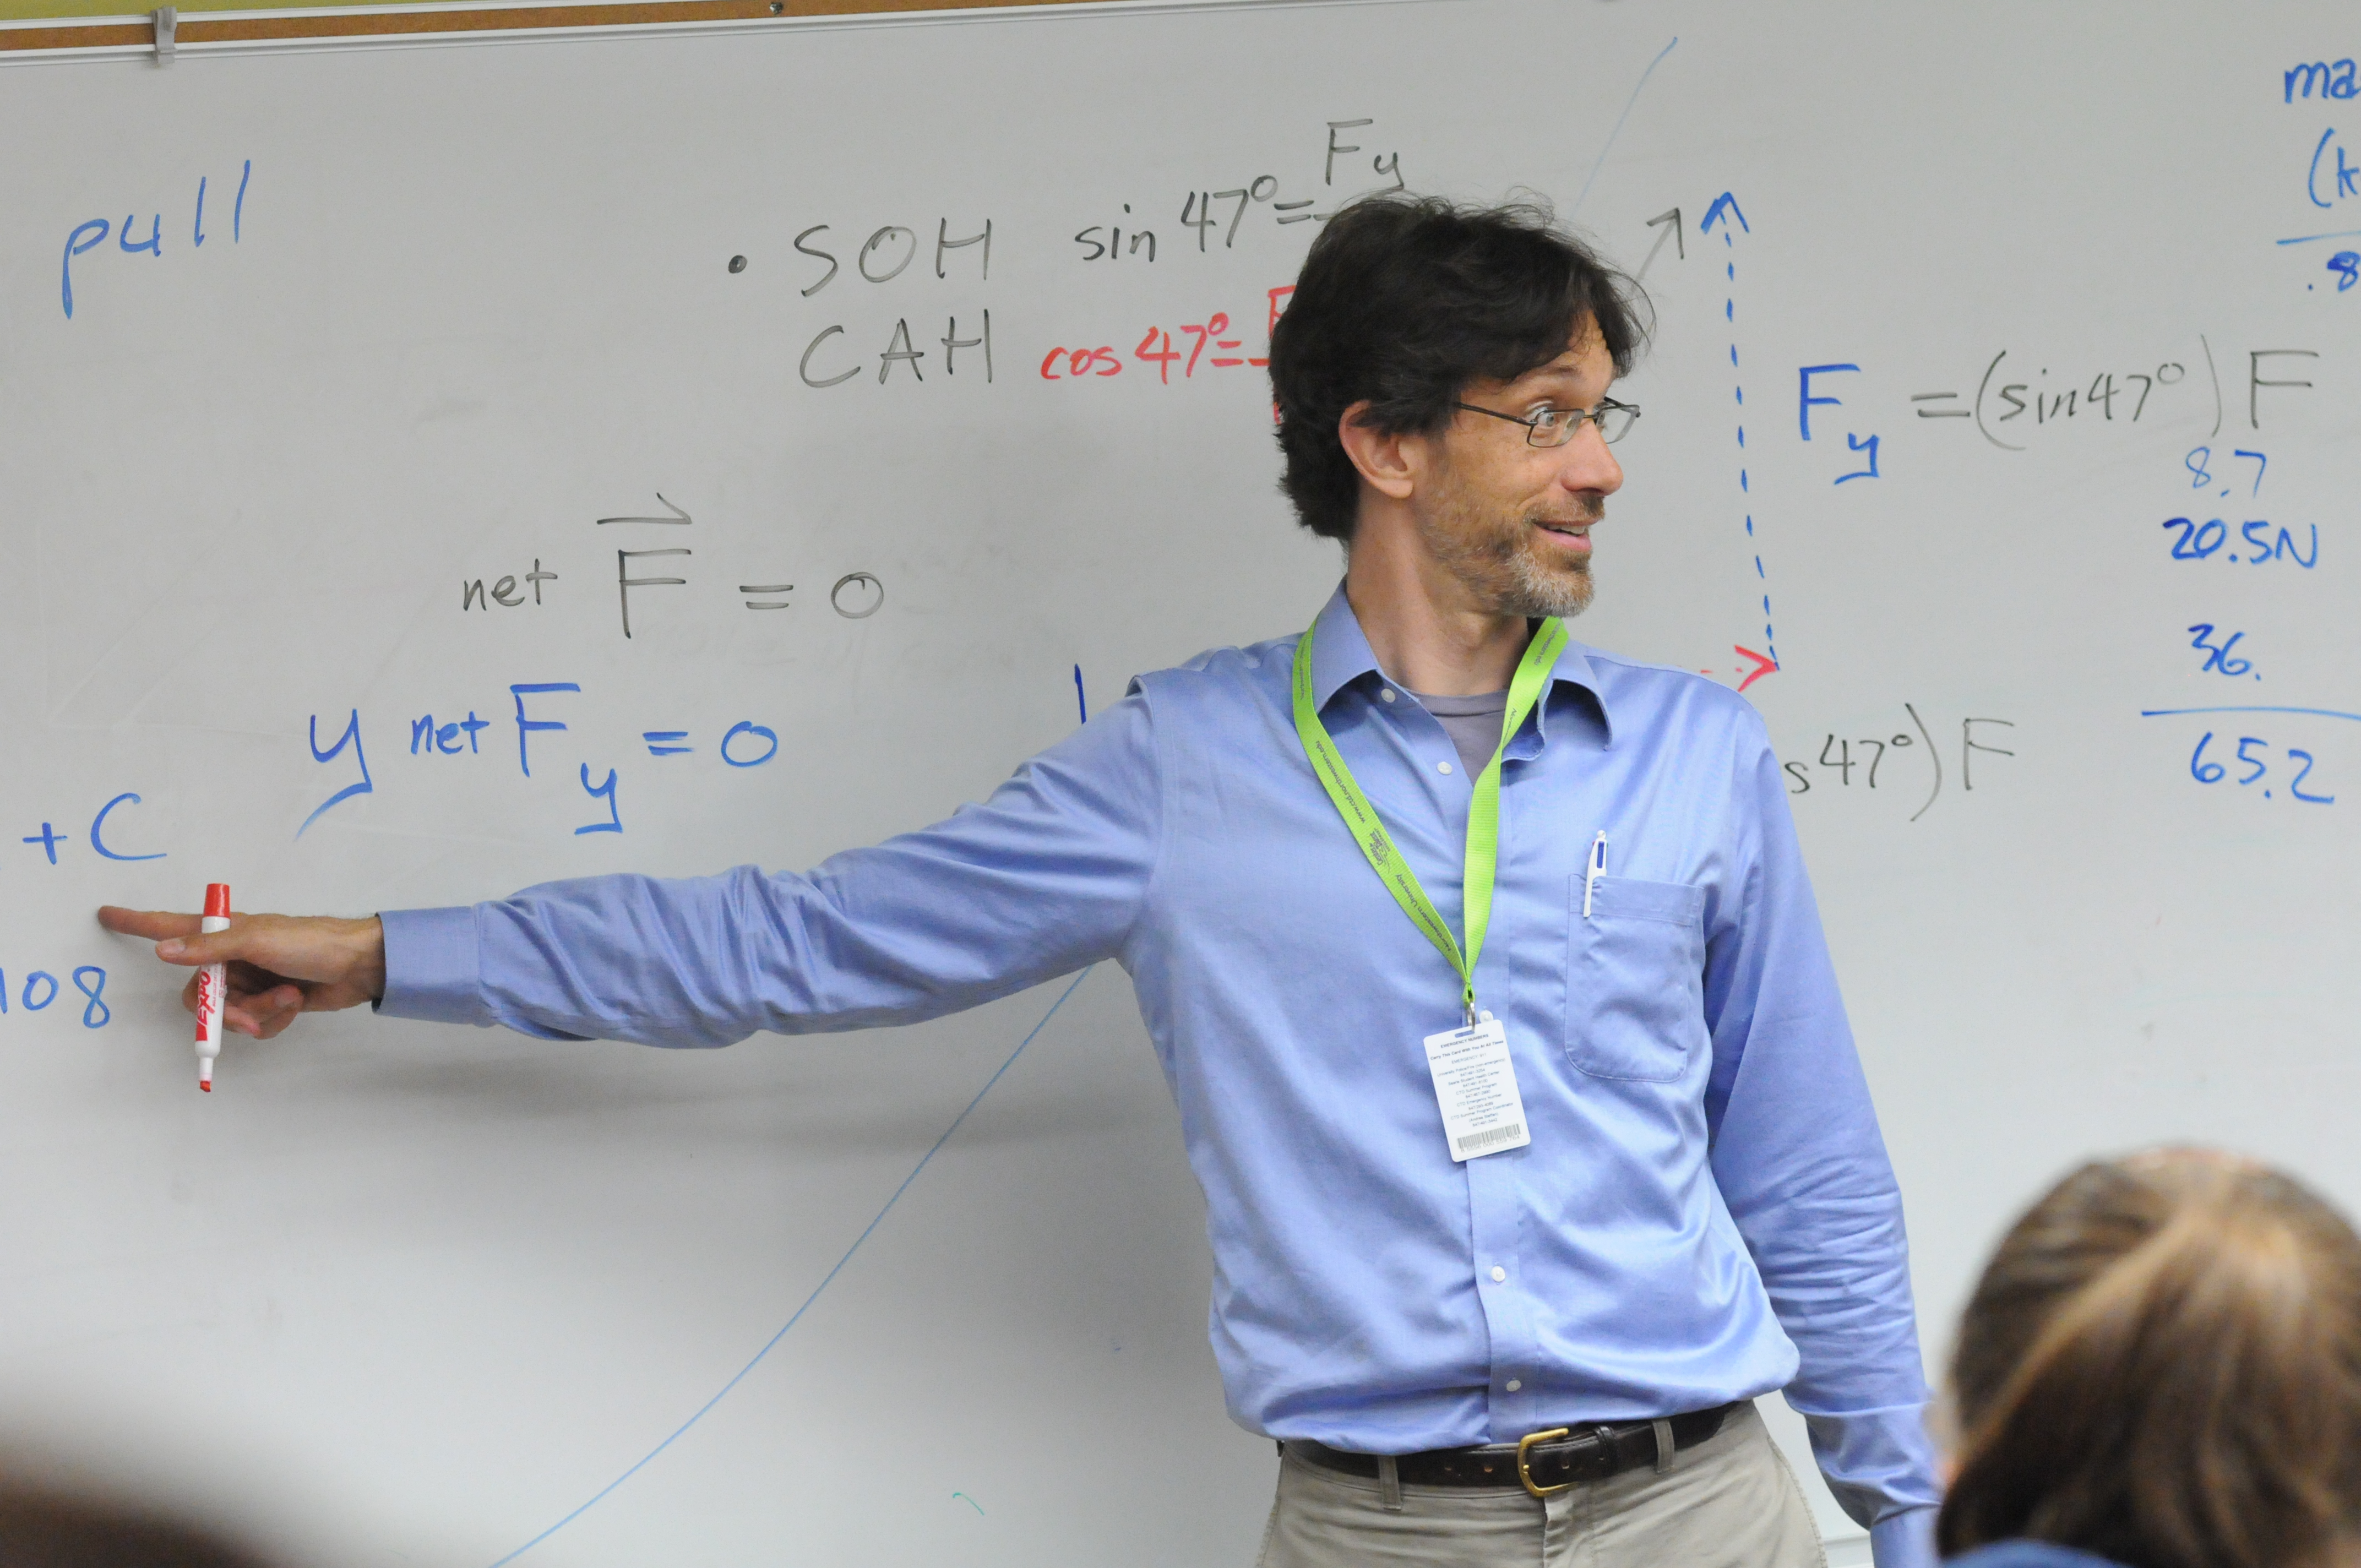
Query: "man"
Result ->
[[103, 195, 1941, 1567]]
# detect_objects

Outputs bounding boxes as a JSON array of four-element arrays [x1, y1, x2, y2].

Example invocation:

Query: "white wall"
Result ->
[[3, 2, 2355, 1559]]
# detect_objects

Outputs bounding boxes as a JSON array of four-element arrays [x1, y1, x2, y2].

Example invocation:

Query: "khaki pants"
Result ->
[[1256, 1402, 1825, 1568]]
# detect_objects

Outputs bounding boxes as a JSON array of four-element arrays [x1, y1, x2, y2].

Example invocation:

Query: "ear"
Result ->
[[1336, 400, 1430, 502]]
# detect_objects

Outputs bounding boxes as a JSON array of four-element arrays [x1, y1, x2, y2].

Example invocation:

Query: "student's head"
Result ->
[[1940, 1148, 2361, 1568], [1266, 194, 1647, 616], [0, 1480, 276, 1568]]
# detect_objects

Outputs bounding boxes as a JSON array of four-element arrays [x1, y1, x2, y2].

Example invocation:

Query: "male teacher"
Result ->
[[104, 194, 1941, 1567]]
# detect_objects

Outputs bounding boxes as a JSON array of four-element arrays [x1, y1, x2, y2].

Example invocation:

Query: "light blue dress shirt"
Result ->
[[380, 587, 1941, 1566]]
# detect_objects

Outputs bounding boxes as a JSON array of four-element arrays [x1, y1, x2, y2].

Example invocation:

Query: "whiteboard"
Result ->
[[3, 2, 2357, 1562]]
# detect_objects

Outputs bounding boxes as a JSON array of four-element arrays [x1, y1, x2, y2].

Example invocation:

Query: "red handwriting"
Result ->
[[1040, 288, 1297, 385], [1734, 645, 1780, 692], [1038, 346, 1122, 379]]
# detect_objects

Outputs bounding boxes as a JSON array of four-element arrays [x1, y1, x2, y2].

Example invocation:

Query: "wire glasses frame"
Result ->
[[1452, 398, 1640, 447]]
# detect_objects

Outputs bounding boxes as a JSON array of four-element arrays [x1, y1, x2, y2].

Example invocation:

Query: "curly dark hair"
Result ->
[[1267, 194, 1650, 541]]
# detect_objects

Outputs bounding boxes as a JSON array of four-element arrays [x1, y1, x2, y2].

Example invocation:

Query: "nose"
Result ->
[[1555, 420, 1623, 498]]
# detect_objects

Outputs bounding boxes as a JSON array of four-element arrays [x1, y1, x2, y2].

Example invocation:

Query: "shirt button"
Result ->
[[1489, 1265, 1507, 1283], [1506, 1379, 1523, 1392], [1438, 761, 1455, 775], [1379, 688, 1397, 703]]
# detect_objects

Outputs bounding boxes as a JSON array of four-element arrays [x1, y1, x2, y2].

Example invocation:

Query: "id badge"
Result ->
[[1422, 1015, 1532, 1162]]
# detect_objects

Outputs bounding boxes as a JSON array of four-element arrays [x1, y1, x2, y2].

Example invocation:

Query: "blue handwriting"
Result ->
[[0, 965, 111, 1027], [2161, 516, 2320, 567], [576, 766, 622, 835], [2288, 61, 2360, 102], [327, 683, 792, 845], [2309, 127, 2361, 209], [61, 160, 250, 320], [412, 712, 493, 755], [2185, 731, 2336, 802], [299, 711, 373, 839], [2187, 624, 2260, 679], [16, 794, 165, 865]]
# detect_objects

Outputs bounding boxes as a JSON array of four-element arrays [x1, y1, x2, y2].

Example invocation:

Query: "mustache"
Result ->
[[1531, 499, 1605, 527]]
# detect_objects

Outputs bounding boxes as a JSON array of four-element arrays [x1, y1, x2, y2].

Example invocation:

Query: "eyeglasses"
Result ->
[[1452, 397, 1640, 447]]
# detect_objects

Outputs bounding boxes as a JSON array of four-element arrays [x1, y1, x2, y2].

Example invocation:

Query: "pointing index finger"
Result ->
[[97, 906, 205, 941]]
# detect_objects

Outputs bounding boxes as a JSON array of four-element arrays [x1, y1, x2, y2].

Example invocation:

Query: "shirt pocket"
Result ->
[[1565, 875, 1709, 1083]]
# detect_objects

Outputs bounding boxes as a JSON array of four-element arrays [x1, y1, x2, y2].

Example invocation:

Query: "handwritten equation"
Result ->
[[1071, 118, 1408, 264], [1781, 705, 2016, 822], [298, 679, 803, 843], [451, 494, 886, 640]]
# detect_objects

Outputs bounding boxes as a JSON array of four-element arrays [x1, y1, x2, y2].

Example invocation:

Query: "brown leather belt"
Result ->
[[1282, 1401, 1739, 1500]]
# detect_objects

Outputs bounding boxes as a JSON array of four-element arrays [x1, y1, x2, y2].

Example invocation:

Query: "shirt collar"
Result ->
[[1304, 583, 1614, 746]]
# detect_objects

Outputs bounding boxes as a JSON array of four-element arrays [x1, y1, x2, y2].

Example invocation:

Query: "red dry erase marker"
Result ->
[[192, 883, 230, 1092]]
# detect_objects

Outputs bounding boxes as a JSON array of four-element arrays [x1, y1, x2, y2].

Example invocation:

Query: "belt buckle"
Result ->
[[1514, 1427, 1573, 1499]]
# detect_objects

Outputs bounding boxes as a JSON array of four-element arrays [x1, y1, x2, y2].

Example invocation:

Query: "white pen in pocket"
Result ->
[[1583, 831, 1608, 918], [192, 882, 230, 1092]]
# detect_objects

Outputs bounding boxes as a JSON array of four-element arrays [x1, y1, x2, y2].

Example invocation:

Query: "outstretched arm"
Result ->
[[99, 684, 1163, 1047]]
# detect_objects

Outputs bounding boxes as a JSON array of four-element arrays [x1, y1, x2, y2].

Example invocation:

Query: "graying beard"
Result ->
[[1505, 556, 1593, 619], [1413, 493, 1596, 620]]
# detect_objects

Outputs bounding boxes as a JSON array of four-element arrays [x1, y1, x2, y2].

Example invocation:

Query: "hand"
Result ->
[[95, 906, 387, 1041]]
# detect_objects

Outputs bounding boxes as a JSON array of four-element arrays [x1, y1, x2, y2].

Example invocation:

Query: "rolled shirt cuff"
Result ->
[[1870, 1505, 1939, 1568], [375, 905, 491, 1026]]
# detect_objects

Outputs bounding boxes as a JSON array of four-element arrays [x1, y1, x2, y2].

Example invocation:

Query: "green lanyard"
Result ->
[[1292, 613, 1568, 1023]]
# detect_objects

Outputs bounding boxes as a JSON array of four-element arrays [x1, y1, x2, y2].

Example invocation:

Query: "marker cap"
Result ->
[[203, 883, 231, 918]]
